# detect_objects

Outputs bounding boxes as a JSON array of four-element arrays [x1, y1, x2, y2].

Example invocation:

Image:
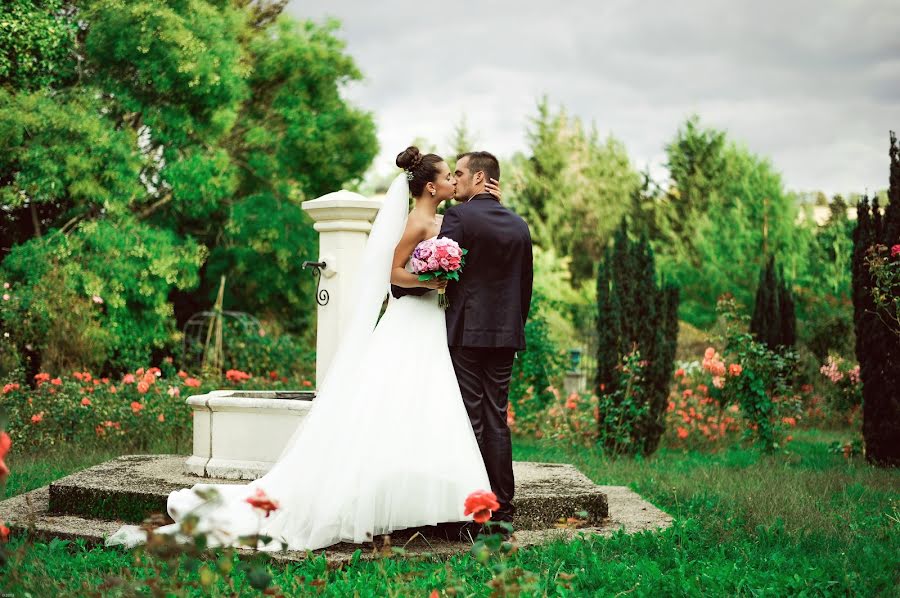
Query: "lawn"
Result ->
[[2, 429, 898, 596]]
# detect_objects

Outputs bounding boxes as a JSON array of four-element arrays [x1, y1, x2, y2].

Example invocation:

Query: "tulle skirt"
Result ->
[[107, 291, 490, 551]]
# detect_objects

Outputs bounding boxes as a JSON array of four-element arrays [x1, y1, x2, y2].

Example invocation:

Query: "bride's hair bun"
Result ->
[[396, 146, 424, 171], [396, 145, 444, 196]]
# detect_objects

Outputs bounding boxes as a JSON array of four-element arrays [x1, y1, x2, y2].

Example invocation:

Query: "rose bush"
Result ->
[[1, 365, 312, 453]]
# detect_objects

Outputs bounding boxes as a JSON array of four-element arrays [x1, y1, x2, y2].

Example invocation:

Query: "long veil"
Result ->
[[275, 173, 410, 458]]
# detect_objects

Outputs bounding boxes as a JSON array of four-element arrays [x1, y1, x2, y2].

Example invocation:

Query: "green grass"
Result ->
[[2, 429, 898, 596]]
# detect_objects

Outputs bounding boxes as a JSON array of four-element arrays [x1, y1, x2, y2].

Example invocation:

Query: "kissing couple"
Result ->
[[108, 146, 533, 551]]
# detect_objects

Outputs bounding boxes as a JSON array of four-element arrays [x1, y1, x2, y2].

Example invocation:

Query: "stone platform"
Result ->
[[0, 455, 672, 563]]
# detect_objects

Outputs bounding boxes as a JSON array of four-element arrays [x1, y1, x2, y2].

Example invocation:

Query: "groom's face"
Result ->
[[454, 156, 475, 201]]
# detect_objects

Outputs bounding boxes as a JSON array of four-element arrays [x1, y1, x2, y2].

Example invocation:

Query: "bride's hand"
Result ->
[[485, 178, 502, 202], [422, 278, 448, 291]]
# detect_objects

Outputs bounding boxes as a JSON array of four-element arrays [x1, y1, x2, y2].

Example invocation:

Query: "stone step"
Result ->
[[0, 478, 671, 564], [45, 455, 609, 531]]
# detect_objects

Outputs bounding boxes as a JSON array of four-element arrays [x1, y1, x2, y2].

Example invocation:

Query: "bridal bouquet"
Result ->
[[410, 236, 467, 309]]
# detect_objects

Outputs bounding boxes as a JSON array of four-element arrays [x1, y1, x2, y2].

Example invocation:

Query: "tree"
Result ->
[[595, 221, 679, 456], [508, 98, 641, 284], [750, 256, 796, 351], [852, 132, 900, 467], [654, 117, 799, 327], [0, 1, 377, 374]]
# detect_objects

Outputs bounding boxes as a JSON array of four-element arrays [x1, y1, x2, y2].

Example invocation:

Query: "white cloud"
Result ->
[[287, 0, 900, 195]]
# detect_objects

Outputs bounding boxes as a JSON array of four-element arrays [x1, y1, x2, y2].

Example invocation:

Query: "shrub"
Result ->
[[595, 221, 679, 456], [851, 132, 900, 466], [817, 355, 862, 412], [750, 255, 796, 351], [717, 297, 799, 451], [0, 365, 312, 454], [509, 292, 566, 420]]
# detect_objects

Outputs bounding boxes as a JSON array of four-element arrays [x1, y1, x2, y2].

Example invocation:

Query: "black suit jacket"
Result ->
[[392, 193, 533, 350]]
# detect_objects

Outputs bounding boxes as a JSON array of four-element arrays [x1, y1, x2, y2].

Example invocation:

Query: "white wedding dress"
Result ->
[[106, 175, 490, 551]]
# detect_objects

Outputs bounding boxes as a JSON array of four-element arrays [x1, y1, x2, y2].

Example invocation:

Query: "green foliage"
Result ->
[[508, 98, 641, 283], [0, 363, 309, 454], [220, 327, 314, 382], [654, 117, 798, 328], [530, 245, 594, 347], [866, 243, 900, 334], [0, 2, 377, 373], [0, 0, 78, 91], [719, 298, 798, 452], [510, 292, 567, 417], [2, 218, 206, 372], [595, 221, 680, 456], [750, 255, 796, 350], [852, 132, 900, 467], [596, 351, 651, 454]]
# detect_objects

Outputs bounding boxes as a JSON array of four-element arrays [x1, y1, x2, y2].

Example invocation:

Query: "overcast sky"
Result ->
[[286, 0, 899, 196]]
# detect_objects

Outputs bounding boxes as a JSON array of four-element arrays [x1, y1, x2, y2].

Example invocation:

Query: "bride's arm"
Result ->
[[390, 219, 447, 290]]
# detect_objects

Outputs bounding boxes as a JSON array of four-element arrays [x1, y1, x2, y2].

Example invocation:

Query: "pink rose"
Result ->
[[439, 257, 450, 269], [410, 258, 427, 273], [426, 256, 439, 271]]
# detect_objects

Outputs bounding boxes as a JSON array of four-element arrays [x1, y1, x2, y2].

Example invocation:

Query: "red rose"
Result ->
[[225, 369, 251, 383], [891, 244, 900, 258], [0, 524, 9, 543], [184, 377, 201, 388], [0, 431, 11, 481], [246, 488, 279, 517], [463, 489, 500, 524]]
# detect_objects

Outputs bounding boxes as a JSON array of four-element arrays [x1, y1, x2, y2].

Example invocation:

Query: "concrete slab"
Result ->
[[0, 456, 672, 563], [43, 456, 610, 530]]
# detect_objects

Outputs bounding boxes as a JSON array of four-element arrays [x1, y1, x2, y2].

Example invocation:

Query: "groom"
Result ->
[[396, 151, 533, 525]]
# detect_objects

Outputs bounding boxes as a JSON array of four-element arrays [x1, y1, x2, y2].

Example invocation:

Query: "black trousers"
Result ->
[[449, 346, 516, 521]]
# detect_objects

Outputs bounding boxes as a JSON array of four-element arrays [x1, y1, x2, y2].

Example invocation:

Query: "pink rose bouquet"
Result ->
[[409, 236, 467, 308]]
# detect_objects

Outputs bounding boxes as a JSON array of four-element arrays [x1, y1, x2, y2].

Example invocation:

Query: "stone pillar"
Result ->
[[301, 191, 382, 387]]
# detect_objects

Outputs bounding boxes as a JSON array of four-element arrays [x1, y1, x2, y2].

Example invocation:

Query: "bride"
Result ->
[[107, 146, 501, 551]]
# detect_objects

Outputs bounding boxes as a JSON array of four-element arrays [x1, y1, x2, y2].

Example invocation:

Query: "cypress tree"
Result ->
[[750, 256, 796, 350], [853, 132, 900, 466], [595, 253, 620, 395], [595, 220, 680, 455]]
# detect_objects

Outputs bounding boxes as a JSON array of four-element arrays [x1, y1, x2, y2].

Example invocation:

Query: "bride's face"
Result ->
[[429, 161, 457, 202]]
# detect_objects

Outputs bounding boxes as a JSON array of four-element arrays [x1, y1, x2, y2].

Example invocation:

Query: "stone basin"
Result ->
[[185, 390, 314, 479]]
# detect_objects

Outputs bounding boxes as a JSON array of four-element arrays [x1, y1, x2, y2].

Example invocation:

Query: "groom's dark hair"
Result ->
[[458, 151, 500, 183]]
